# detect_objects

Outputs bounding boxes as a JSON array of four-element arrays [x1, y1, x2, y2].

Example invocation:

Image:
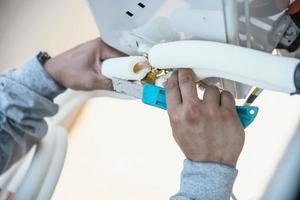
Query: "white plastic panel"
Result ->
[[87, 0, 228, 55]]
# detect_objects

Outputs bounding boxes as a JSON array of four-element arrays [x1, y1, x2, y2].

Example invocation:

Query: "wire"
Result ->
[[231, 193, 238, 200], [243, 87, 263, 106]]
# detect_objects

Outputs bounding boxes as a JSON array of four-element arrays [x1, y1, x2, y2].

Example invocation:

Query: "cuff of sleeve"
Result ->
[[6, 55, 66, 99], [179, 159, 238, 200], [183, 159, 238, 177]]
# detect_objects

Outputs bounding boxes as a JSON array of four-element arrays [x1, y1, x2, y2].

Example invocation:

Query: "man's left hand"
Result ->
[[45, 38, 125, 91]]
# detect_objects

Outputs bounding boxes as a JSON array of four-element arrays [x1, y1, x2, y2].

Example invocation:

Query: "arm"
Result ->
[[166, 69, 245, 200], [0, 56, 65, 174], [0, 38, 124, 174], [170, 160, 237, 200]]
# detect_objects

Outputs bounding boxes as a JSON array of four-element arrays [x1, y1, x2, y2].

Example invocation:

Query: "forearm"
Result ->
[[0, 55, 65, 174], [171, 159, 238, 200]]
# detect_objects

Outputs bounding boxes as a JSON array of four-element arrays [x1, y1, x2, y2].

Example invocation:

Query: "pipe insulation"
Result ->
[[102, 56, 151, 80], [148, 40, 299, 93]]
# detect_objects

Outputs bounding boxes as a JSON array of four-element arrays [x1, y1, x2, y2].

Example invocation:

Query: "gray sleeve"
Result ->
[[0, 55, 66, 174], [171, 159, 238, 200]]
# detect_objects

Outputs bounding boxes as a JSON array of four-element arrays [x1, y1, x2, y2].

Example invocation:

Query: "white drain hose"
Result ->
[[148, 40, 299, 94]]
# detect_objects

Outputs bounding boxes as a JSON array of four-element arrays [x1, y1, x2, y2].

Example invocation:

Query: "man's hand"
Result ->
[[45, 38, 125, 91], [166, 69, 245, 167]]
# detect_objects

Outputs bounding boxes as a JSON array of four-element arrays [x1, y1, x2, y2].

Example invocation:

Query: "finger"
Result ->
[[166, 70, 182, 110], [203, 85, 221, 107], [100, 39, 127, 60], [177, 69, 198, 103], [220, 90, 236, 110]]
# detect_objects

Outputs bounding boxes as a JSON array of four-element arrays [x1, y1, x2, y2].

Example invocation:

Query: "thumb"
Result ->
[[91, 72, 113, 90], [100, 40, 127, 60]]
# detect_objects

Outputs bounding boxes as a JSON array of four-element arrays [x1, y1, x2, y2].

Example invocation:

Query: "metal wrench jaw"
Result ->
[[111, 77, 143, 99]]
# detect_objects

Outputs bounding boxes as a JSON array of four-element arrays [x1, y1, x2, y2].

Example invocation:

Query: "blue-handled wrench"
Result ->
[[112, 78, 258, 128]]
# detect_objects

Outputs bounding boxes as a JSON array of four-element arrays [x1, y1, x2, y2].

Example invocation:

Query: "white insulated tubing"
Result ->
[[102, 41, 300, 94], [102, 56, 151, 80], [148, 41, 299, 93]]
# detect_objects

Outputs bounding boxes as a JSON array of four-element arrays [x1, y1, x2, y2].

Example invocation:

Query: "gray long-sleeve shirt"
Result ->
[[0, 56, 237, 199]]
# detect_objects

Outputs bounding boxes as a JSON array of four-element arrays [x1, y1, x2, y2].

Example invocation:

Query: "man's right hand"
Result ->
[[166, 69, 245, 167]]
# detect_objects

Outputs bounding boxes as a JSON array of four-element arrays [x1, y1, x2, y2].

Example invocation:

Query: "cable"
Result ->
[[244, 87, 263, 106], [231, 193, 238, 200]]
